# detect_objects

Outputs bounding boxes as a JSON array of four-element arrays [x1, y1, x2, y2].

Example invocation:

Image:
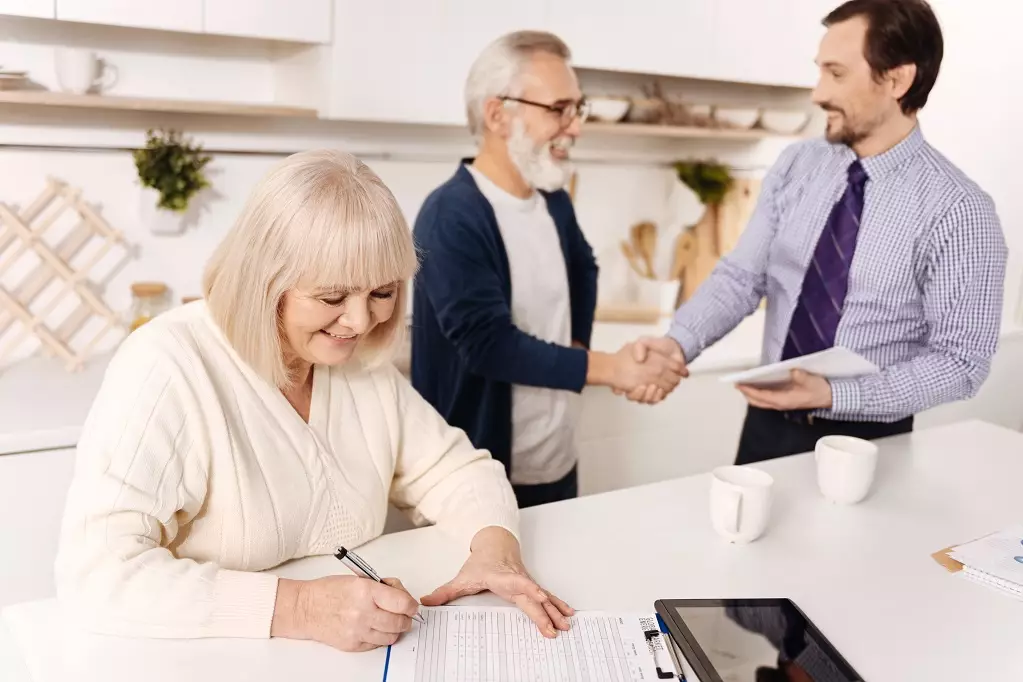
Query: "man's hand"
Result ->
[[611, 336, 689, 405], [586, 339, 685, 399], [737, 369, 833, 410]]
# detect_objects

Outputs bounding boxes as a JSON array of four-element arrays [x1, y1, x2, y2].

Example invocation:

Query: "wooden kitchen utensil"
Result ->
[[629, 221, 658, 279], [670, 230, 698, 280], [0, 178, 129, 371], [620, 241, 648, 279]]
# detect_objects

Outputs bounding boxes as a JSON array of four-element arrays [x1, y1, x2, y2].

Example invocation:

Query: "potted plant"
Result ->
[[133, 128, 212, 235]]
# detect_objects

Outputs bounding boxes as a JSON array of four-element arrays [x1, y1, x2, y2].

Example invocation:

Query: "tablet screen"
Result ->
[[673, 601, 860, 682]]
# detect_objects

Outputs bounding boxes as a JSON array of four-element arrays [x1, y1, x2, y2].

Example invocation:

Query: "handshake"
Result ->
[[590, 336, 689, 405]]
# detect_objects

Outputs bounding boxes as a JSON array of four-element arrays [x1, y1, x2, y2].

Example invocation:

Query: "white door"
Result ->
[[204, 0, 331, 43], [330, 0, 546, 125], [0, 0, 54, 19], [55, 0, 202, 33]]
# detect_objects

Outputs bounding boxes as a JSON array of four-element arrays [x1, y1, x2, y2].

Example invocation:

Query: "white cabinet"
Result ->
[[204, 0, 331, 43], [712, 0, 829, 88], [329, 0, 546, 125], [0, 0, 54, 19], [55, 0, 202, 33], [548, 0, 827, 88], [547, 0, 719, 80]]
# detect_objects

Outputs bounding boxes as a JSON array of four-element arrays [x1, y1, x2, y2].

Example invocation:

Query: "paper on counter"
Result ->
[[718, 346, 879, 387], [385, 606, 664, 681]]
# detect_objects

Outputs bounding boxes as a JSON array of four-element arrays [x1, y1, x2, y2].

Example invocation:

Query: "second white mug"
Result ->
[[710, 465, 773, 544], [815, 435, 878, 504], [55, 48, 118, 94]]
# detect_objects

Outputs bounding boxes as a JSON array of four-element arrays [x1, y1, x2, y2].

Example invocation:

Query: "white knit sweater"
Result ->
[[54, 302, 519, 639]]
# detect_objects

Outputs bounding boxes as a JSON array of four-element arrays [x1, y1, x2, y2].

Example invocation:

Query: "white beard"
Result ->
[[506, 118, 574, 192]]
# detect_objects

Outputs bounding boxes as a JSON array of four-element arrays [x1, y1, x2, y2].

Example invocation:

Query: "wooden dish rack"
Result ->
[[0, 179, 128, 371]]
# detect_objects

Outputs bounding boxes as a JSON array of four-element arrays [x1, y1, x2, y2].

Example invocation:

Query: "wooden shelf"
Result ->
[[583, 121, 791, 141], [0, 90, 318, 118]]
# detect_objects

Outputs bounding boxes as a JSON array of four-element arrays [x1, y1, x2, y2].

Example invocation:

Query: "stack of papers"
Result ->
[[718, 346, 878, 387], [948, 525, 1023, 601]]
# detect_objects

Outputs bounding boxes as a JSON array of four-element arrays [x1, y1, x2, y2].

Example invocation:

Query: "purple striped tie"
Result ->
[[782, 160, 868, 361]]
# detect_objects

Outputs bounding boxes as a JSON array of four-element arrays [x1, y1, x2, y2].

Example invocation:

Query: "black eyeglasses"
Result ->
[[499, 96, 591, 127]]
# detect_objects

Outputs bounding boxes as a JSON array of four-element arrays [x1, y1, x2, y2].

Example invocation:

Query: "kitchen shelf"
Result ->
[[0, 91, 318, 118], [583, 121, 794, 141]]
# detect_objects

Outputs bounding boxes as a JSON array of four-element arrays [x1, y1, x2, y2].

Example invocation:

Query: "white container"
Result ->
[[586, 97, 631, 123], [54, 48, 117, 94], [139, 187, 185, 235], [710, 466, 774, 544], [815, 435, 879, 504], [714, 107, 761, 129], [760, 110, 811, 135]]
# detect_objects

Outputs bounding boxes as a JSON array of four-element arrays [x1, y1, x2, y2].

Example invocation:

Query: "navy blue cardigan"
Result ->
[[410, 164, 599, 474]]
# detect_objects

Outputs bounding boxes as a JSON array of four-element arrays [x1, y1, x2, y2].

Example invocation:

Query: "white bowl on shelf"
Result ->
[[688, 103, 713, 118], [714, 107, 761, 129], [586, 96, 631, 123], [760, 109, 811, 134]]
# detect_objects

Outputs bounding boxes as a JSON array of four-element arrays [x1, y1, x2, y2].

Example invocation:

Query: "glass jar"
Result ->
[[129, 282, 170, 332]]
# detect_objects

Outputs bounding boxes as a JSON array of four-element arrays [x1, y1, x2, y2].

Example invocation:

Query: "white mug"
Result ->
[[55, 48, 118, 94], [710, 466, 773, 544], [815, 435, 878, 505]]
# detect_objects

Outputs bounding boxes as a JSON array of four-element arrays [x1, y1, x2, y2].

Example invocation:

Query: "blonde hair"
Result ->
[[203, 149, 418, 389], [465, 30, 572, 138]]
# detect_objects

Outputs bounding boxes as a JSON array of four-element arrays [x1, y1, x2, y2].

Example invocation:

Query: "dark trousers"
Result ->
[[513, 466, 578, 509], [736, 406, 914, 465]]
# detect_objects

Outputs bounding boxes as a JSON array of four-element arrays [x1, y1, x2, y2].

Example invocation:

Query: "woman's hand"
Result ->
[[271, 575, 419, 652], [420, 527, 574, 638]]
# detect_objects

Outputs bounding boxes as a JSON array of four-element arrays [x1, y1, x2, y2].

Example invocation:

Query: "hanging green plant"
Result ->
[[133, 129, 212, 213], [674, 160, 734, 206]]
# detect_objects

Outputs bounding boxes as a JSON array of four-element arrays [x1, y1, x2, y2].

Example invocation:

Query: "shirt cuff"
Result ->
[[828, 377, 864, 415], [665, 324, 701, 364]]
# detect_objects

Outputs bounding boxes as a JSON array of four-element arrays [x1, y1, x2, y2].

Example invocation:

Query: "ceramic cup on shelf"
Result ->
[[709, 465, 774, 544], [54, 48, 118, 94], [815, 435, 879, 504]]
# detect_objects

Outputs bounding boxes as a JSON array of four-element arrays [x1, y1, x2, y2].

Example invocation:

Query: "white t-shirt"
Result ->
[[467, 164, 579, 486]]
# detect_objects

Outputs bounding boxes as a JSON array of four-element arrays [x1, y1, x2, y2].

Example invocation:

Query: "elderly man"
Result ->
[[633, 0, 1007, 464], [411, 31, 684, 508]]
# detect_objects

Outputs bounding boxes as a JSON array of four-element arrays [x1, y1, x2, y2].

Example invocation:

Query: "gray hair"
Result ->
[[464, 30, 572, 137]]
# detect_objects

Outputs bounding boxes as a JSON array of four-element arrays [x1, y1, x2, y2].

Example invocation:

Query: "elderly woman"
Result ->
[[54, 150, 573, 652]]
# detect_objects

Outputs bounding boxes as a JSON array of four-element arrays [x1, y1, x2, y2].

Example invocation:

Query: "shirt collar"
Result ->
[[853, 124, 926, 182]]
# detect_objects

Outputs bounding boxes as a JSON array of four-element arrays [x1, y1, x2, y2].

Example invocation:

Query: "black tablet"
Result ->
[[654, 599, 864, 682]]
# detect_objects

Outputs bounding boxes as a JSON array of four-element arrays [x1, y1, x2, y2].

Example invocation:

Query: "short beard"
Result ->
[[506, 118, 574, 192]]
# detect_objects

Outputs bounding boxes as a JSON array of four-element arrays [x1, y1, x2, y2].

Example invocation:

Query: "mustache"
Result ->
[[549, 137, 574, 152], [819, 103, 845, 115]]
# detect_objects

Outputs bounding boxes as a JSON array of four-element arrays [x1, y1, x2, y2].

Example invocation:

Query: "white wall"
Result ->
[[923, 0, 1023, 329]]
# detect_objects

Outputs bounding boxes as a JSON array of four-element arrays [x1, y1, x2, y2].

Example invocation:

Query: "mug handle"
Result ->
[[97, 60, 119, 91], [723, 487, 743, 534]]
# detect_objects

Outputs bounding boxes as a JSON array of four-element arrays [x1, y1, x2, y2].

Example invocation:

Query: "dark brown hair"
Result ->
[[824, 0, 943, 113]]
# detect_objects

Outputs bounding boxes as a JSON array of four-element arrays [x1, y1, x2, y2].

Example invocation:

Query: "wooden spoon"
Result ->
[[620, 241, 648, 278]]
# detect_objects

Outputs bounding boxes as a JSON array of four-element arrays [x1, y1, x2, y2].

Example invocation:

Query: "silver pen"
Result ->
[[334, 546, 426, 624]]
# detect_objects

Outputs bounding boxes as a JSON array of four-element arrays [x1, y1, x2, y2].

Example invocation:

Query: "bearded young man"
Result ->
[[411, 31, 685, 508], [631, 0, 1007, 464]]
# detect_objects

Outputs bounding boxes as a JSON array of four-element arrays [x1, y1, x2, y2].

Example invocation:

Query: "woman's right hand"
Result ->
[[271, 575, 419, 652]]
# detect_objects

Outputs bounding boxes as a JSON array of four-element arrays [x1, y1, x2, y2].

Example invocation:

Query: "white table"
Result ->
[[2, 420, 1023, 681]]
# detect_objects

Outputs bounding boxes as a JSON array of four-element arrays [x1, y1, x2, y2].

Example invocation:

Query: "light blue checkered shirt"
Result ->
[[668, 126, 1008, 422]]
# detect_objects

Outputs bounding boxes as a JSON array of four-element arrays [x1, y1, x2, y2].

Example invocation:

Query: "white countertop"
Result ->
[[2, 420, 1022, 681]]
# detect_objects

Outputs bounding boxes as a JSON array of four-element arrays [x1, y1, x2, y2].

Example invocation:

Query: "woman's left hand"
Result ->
[[420, 527, 574, 638]]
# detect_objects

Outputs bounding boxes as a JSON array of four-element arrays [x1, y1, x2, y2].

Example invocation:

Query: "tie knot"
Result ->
[[847, 160, 868, 188]]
